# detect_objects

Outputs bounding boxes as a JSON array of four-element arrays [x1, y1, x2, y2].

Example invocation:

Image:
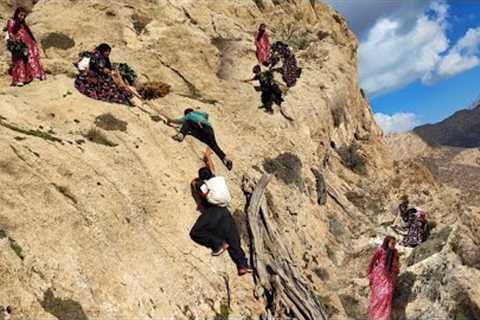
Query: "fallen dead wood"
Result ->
[[242, 174, 328, 320]]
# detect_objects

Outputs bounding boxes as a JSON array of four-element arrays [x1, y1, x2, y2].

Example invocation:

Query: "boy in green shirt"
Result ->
[[164, 108, 233, 170]]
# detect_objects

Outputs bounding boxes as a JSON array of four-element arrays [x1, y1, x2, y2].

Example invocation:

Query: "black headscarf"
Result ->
[[381, 236, 397, 273], [96, 43, 111, 54], [256, 23, 266, 41], [11, 7, 36, 42], [92, 43, 112, 71]]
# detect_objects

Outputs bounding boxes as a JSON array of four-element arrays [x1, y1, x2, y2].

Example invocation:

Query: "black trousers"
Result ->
[[261, 84, 283, 111], [180, 120, 226, 161], [190, 206, 248, 268]]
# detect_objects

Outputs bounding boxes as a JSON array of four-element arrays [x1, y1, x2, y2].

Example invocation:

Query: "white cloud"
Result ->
[[326, 0, 480, 96], [359, 1, 449, 96], [374, 112, 419, 134], [323, 0, 430, 39], [425, 27, 480, 82]]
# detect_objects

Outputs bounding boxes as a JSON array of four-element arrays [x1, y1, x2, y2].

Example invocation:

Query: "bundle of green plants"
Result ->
[[113, 63, 137, 85], [7, 39, 28, 58]]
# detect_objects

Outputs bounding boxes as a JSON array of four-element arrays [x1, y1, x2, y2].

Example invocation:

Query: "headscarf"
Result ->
[[381, 236, 397, 273], [96, 43, 112, 54], [256, 23, 267, 41], [11, 7, 36, 42], [94, 43, 112, 70]]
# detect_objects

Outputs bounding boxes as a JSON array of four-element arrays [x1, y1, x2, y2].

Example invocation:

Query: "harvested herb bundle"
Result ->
[[7, 39, 29, 58], [113, 63, 137, 85]]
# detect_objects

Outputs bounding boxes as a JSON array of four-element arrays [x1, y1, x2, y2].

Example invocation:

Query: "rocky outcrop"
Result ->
[[0, 1, 478, 319], [413, 104, 480, 148]]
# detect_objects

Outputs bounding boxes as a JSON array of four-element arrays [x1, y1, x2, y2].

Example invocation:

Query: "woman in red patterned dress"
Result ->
[[367, 236, 400, 320], [6, 7, 46, 86], [255, 23, 271, 66]]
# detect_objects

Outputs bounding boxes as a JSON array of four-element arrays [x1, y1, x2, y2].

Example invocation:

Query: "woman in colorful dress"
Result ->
[[400, 206, 428, 247], [255, 23, 271, 66], [271, 41, 302, 88], [6, 7, 46, 86], [74, 43, 133, 105], [368, 236, 400, 320]]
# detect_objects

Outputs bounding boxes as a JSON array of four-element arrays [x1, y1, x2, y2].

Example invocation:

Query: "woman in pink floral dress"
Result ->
[[6, 7, 46, 86], [367, 236, 400, 320], [255, 23, 271, 66]]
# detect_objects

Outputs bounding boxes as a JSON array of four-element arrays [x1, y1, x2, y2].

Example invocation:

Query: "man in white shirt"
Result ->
[[189, 149, 250, 276]]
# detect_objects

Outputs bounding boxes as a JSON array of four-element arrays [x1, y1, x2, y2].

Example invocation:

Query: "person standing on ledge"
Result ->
[[6, 7, 46, 87], [163, 108, 233, 170], [255, 23, 271, 66]]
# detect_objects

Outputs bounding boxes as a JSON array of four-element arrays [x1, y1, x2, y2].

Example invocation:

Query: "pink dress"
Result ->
[[367, 247, 399, 320], [7, 18, 46, 85], [255, 31, 271, 66]]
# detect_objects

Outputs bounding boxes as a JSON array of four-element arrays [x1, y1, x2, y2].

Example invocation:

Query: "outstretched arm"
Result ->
[[241, 76, 257, 83], [203, 148, 215, 174]]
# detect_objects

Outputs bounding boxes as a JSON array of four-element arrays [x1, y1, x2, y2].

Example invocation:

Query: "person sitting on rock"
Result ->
[[189, 149, 250, 276], [74, 43, 136, 106], [243, 65, 284, 114], [163, 108, 233, 170], [391, 200, 410, 234]]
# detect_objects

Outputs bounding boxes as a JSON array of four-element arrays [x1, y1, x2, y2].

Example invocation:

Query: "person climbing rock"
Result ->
[[367, 236, 400, 320], [243, 65, 283, 113], [189, 149, 249, 276], [6, 7, 46, 87], [75, 43, 136, 106], [192, 148, 231, 208], [255, 23, 271, 66], [271, 41, 302, 88], [164, 109, 233, 170]]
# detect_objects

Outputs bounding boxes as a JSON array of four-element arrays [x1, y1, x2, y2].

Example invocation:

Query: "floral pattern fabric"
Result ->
[[271, 41, 302, 87], [255, 31, 271, 66], [367, 247, 399, 320], [74, 52, 132, 105], [401, 209, 427, 247]]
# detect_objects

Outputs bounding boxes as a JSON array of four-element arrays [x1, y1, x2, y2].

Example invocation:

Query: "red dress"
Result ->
[[367, 247, 399, 320], [7, 18, 46, 85], [255, 31, 271, 66]]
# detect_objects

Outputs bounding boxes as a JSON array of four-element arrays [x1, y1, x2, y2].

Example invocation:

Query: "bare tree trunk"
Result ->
[[242, 174, 328, 320]]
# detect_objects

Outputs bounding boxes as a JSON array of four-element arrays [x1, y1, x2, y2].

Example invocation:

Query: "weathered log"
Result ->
[[242, 174, 328, 320], [311, 168, 327, 206]]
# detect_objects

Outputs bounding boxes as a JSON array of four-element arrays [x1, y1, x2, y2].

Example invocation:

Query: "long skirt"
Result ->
[[10, 35, 45, 85], [75, 71, 133, 105], [368, 266, 395, 320]]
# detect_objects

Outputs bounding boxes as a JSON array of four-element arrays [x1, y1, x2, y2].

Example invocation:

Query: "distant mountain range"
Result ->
[[413, 102, 480, 148]]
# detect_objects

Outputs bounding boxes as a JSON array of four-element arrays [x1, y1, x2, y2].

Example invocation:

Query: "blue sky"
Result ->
[[325, 0, 480, 133]]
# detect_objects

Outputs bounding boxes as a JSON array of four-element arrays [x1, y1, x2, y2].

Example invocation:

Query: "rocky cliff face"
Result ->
[[0, 1, 478, 319]]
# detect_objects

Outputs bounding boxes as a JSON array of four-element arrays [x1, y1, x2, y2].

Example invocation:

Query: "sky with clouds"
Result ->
[[324, 0, 480, 134]]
